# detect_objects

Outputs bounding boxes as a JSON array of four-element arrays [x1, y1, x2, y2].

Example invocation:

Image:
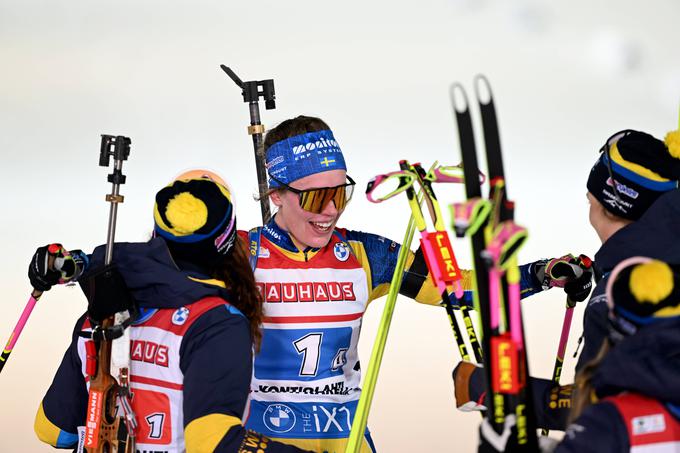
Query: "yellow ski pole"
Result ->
[[345, 198, 420, 453]]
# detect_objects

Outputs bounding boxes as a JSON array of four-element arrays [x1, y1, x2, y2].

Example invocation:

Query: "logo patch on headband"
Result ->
[[291, 135, 339, 155], [266, 130, 347, 187]]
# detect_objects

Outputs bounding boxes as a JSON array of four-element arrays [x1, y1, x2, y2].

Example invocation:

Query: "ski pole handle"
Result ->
[[365, 169, 416, 203]]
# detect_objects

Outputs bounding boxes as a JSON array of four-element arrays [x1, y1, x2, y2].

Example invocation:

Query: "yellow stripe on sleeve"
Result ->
[[413, 267, 475, 306], [185, 413, 241, 453], [34, 402, 61, 447]]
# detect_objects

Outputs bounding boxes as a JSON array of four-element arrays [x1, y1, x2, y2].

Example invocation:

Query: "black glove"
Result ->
[[28, 243, 88, 291], [564, 266, 594, 302], [28, 245, 61, 291], [534, 254, 594, 303], [83, 264, 136, 323]]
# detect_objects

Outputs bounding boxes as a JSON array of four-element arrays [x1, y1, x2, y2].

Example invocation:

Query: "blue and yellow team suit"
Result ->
[[526, 189, 680, 432], [554, 315, 680, 452], [241, 219, 543, 453], [34, 239, 310, 452]]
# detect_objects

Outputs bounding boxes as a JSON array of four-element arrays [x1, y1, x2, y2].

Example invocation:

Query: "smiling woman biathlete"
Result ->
[[241, 115, 585, 453]]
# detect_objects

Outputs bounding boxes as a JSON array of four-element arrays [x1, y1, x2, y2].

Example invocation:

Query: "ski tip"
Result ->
[[473, 74, 494, 105], [449, 83, 469, 113]]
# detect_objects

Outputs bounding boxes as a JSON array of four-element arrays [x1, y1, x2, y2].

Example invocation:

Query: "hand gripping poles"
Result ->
[[83, 135, 136, 453], [541, 254, 592, 436], [0, 245, 78, 374], [221, 65, 276, 224]]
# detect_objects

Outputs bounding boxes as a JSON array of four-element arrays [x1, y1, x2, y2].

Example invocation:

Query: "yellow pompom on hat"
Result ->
[[664, 129, 680, 160], [610, 258, 680, 324], [154, 175, 236, 264]]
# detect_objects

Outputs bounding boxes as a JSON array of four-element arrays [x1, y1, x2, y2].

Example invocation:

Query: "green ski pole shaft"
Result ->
[[345, 206, 419, 453]]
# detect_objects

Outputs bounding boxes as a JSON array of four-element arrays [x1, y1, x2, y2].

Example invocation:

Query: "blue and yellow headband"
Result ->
[[265, 130, 347, 188]]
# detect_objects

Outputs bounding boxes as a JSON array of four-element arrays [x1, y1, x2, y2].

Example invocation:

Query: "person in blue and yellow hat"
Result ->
[[31, 175, 313, 452], [581, 128, 680, 367], [240, 115, 592, 452], [521, 127, 680, 435], [551, 257, 680, 452]]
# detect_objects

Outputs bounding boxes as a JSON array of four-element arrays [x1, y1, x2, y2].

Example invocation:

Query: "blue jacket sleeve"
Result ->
[[343, 229, 401, 290], [555, 402, 628, 452], [36, 314, 89, 448], [519, 261, 543, 299]]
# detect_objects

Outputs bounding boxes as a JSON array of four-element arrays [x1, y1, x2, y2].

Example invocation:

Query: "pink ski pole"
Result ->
[[0, 289, 43, 373]]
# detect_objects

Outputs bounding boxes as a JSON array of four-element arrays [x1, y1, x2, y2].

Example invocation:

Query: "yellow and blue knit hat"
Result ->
[[606, 257, 680, 334], [154, 176, 236, 264], [587, 129, 680, 220]]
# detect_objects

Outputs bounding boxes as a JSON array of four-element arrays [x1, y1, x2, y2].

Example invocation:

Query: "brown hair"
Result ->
[[213, 235, 264, 351], [258, 115, 332, 201], [569, 340, 611, 424], [263, 115, 331, 151]]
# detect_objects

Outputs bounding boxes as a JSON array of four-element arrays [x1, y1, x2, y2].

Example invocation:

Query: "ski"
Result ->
[[451, 76, 539, 451]]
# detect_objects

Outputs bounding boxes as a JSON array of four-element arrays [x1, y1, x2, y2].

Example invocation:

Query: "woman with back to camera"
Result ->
[[31, 174, 313, 452]]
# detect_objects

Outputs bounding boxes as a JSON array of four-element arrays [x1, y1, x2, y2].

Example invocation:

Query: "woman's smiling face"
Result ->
[[270, 169, 347, 250]]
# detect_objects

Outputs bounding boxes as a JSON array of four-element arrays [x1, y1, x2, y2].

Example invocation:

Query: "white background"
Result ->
[[1, 1, 679, 451]]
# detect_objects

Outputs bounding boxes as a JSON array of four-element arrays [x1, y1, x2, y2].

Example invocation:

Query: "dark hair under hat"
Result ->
[[153, 178, 236, 266], [586, 129, 680, 220]]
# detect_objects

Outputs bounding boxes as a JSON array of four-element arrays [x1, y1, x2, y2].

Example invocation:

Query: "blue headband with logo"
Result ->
[[265, 130, 347, 188]]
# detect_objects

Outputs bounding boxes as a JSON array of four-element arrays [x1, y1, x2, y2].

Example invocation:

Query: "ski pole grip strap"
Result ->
[[451, 198, 491, 238], [420, 231, 463, 286]]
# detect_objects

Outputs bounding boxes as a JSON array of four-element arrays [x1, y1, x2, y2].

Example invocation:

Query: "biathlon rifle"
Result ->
[[220, 65, 276, 224], [82, 135, 136, 453]]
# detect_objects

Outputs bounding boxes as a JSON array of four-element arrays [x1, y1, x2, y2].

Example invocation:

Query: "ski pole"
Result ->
[[1, 245, 84, 375], [539, 295, 575, 437], [542, 254, 592, 436], [451, 78, 539, 450], [345, 200, 420, 453], [401, 160, 472, 362], [220, 65, 276, 224], [0, 291, 42, 374], [474, 74, 538, 450], [366, 162, 474, 362], [411, 162, 484, 364]]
